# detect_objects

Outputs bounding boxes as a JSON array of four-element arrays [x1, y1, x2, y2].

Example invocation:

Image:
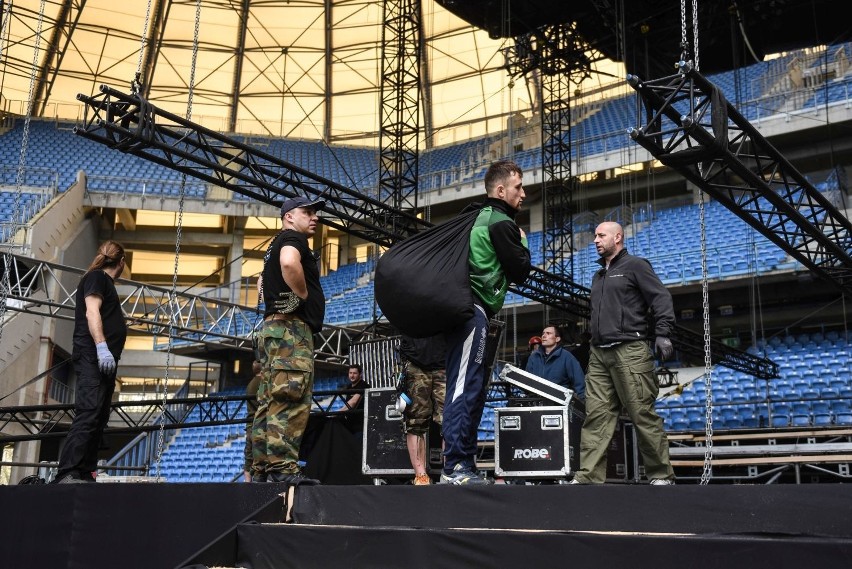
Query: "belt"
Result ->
[[264, 312, 299, 323], [595, 341, 623, 349]]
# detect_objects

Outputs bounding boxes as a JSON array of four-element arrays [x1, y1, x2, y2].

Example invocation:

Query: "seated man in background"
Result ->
[[340, 364, 371, 435], [342, 364, 370, 411]]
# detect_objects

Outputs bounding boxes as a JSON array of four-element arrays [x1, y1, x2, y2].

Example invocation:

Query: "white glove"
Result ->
[[96, 341, 116, 375]]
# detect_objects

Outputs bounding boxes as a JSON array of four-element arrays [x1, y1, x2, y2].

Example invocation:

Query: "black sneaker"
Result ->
[[267, 471, 320, 486], [438, 463, 490, 485]]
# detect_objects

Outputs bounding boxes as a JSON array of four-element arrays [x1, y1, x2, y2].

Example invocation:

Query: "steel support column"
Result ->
[[379, 0, 421, 227]]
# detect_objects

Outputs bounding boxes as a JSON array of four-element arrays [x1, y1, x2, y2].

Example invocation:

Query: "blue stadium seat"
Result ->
[[791, 414, 811, 427], [771, 414, 790, 428], [835, 413, 852, 426], [813, 413, 833, 427]]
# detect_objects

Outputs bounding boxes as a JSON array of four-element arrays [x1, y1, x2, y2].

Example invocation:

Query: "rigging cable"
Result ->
[[0, 0, 47, 348], [683, 0, 715, 485], [153, 0, 202, 482]]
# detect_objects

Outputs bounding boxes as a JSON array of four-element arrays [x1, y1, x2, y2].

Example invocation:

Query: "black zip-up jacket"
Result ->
[[590, 248, 675, 346]]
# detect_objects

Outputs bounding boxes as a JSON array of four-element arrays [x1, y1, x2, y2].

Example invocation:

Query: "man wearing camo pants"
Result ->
[[251, 197, 326, 485], [399, 334, 447, 485]]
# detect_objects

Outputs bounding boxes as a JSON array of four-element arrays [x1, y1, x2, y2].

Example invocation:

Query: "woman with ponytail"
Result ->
[[53, 241, 127, 484]]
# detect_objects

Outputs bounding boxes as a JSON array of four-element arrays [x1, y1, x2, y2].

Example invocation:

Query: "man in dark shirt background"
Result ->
[[52, 241, 127, 484], [340, 364, 370, 436]]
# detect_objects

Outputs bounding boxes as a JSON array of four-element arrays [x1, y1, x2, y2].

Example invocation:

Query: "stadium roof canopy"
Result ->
[[3, 1, 847, 147], [0, 0, 624, 147]]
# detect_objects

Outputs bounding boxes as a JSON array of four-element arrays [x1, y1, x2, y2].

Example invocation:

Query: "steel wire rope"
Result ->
[[0, 0, 46, 350], [680, 0, 715, 484], [153, 0, 202, 482]]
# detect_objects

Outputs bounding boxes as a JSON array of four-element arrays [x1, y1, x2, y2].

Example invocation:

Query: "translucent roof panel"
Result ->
[[1, 1, 621, 145], [2, 1, 840, 142]]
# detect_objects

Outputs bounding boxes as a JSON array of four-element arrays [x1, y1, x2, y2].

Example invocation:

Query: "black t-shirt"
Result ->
[[73, 270, 127, 358], [342, 378, 371, 410], [262, 229, 326, 333], [399, 334, 446, 371]]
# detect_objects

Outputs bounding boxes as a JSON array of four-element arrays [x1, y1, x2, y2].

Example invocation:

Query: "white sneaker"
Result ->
[[649, 478, 675, 485]]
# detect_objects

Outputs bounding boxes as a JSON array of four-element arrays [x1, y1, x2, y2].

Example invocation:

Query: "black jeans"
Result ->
[[55, 354, 116, 480]]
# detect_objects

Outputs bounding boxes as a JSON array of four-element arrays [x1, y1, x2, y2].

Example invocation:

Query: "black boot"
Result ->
[[267, 471, 320, 485]]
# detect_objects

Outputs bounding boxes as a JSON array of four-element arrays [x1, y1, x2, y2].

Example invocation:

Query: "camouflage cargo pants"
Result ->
[[251, 316, 315, 476], [402, 363, 446, 436]]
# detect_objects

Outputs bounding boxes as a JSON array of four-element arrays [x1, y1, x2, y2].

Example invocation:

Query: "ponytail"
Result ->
[[87, 240, 125, 272]]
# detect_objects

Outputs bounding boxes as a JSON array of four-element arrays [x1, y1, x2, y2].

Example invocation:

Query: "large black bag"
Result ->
[[375, 210, 478, 338]]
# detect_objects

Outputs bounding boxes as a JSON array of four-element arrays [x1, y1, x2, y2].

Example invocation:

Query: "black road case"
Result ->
[[361, 387, 412, 476], [494, 402, 585, 479], [361, 387, 442, 476]]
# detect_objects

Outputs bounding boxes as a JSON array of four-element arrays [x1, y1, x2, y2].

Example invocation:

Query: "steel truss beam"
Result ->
[[541, 62, 575, 279], [71, 85, 774, 377], [0, 390, 371, 444], [503, 25, 776, 379], [379, 0, 421, 216], [505, 23, 598, 309], [671, 324, 777, 379], [0, 395, 249, 443], [1, 253, 368, 362], [75, 85, 426, 247], [530, 23, 595, 280], [73, 85, 589, 317], [627, 60, 852, 295]]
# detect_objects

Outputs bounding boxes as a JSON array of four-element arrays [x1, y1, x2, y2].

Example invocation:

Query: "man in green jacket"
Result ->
[[440, 159, 531, 485]]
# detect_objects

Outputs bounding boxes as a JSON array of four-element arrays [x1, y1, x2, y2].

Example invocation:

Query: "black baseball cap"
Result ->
[[280, 196, 325, 216]]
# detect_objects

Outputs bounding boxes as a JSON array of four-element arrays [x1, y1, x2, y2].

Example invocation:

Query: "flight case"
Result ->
[[494, 402, 585, 479], [361, 387, 414, 476], [361, 387, 442, 476]]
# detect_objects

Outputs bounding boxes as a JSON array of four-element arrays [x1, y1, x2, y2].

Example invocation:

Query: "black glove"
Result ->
[[655, 336, 673, 361], [274, 291, 305, 313]]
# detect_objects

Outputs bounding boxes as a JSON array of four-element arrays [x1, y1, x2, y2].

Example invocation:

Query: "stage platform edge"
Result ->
[[180, 483, 852, 569]]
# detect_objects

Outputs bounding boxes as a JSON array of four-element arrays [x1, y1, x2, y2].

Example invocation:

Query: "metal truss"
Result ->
[[627, 60, 852, 295], [1, 253, 367, 362], [0, 395, 250, 443], [671, 324, 777, 380], [536, 24, 593, 280], [541, 73, 575, 279], [379, 0, 421, 218], [74, 85, 427, 247], [507, 29, 776, 380], [0, 390, 366, 443], [505, 23, 600, 302], [72, 85, 775, 377], [510, 266, 590, 320], [3, 253, 255, 352]]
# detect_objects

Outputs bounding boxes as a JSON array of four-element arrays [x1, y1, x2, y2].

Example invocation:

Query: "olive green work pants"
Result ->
[[574, 340, 675, 483]]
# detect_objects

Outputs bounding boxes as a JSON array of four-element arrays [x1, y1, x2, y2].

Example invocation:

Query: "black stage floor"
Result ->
[[4, 482, 852, 569]]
